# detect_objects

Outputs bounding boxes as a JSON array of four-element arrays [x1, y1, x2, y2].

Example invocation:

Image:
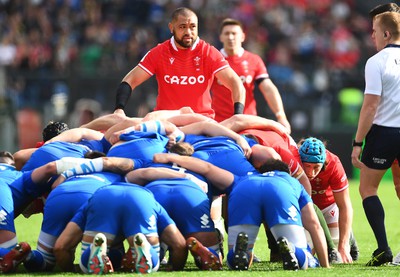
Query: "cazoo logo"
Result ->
[[217, 75, 253, 85], [240, 75, 253, 84], [312, 189, 326, 195], [164, 75, 205, 85]]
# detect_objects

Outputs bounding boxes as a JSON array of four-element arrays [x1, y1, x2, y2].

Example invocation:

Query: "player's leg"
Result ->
[[271, 224, 317, 270], [360, 166, 392, 266], [124, 233, 158, 274], [0, 186, 31, 273], [79, 232, 114, 274], [227, 224, 259, 270], [391, 160, 400, 199], [0, 231, 31, 273]]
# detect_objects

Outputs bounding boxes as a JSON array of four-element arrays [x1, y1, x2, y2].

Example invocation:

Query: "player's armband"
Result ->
[[138, 120, 166, 134], [172, 129, 185, 142], [56, 157, 89, 174], [115, 81, 132, 110], [60, 158, 104, 179], [234, 102, 244, 114]]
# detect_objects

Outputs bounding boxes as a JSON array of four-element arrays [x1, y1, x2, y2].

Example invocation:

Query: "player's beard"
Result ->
[[173, 31, 196, 49]]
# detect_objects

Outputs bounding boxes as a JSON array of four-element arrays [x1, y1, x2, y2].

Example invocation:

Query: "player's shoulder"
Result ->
[[243, 49, 264, 61], [325, 149, 341, 163]]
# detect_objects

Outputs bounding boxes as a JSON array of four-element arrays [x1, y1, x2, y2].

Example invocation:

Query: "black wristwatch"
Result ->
[[352, 140, 363, 147]]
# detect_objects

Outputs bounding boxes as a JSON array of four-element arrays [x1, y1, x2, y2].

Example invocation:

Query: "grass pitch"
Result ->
[[14, 179, 400, 276]]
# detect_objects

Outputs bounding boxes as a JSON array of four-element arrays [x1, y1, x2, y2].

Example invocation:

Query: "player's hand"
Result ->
[[277, 117, 291, 135], [114, 108, 126, 116], [179, 106, 194, 114], [108, 131, 123, 145], [52, 174, 66, 189], [338, 246, 353, 264], [351, 147, 364, 169], [236, 136, 252, 159]]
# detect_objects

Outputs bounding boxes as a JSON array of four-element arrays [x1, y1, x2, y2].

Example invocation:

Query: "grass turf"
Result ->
[[13, 179, 400, 276]]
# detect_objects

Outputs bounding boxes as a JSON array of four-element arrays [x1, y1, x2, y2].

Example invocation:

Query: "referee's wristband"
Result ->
[[234, 102, 244, 114], [352, 140, 363, 147]]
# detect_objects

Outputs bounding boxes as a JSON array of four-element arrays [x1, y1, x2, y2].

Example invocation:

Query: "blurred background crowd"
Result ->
[[0, 0, 392, 153]]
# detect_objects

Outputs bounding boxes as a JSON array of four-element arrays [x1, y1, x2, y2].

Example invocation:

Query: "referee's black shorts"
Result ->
[[361, 124, 400, 170]]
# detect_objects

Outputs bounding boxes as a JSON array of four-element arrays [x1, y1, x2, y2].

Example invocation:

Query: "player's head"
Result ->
[[369, 3, 399, 19], [258, 158, 290, 174], [299, 137, 326, 164], [298, 137, 326, 180], [250, 144, 281, 170], [42, 121, 69, 142], [169, 142, 194, 156], [84, 150, 106, 159], [219, 18, 245, 52], [169, 7, 198, 49], [0, 151, 15, 166]]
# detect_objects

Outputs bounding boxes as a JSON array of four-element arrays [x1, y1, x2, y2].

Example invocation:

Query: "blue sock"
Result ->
[[23, 250, 45, 272], [294, 246, 306, 268], [80, 247, 91, 271], [0, 248, 11, 257], [150, 246, 159, 268], [226, 249, 235, 269]]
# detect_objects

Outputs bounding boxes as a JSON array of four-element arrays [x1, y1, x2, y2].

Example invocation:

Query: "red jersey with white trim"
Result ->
[[240, 128, 303, 179], [139, 37, 229, 118], [309, 150, 349, 210], [211, 48, 269, 122]]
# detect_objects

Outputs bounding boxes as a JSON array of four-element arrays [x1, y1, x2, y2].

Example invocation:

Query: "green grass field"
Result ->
[[13, 179, 400, 276]]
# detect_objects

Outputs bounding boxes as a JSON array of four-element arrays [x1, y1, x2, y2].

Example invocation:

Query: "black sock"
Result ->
[[265, 226, 279, 253], [362, 195, 389, 250]]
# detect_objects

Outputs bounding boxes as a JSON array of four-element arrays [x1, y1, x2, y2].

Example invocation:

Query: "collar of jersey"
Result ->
[[384, 44, 400, 49], [220, 47, 245, 58], [170, 36, 200, 51]]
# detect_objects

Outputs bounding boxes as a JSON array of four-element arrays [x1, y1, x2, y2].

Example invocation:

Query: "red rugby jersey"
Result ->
[[211, 48, 269, 122], [309, 150, 349, 209], [139, 37, 229, 118]]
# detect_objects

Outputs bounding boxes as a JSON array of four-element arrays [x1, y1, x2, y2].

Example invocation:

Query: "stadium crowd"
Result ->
[[1, 1, 400, 275], [0, 0, 382, 118]]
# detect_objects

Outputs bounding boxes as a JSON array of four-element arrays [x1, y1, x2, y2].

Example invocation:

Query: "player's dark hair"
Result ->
[[219, 18, 243, 33], [84, 151, 106, 159], [169, 142, 194, 156], [171, 7, 196, 22], [258, 159, 290, 174], [42, 121, 69, 142], [369, 3, 400, 18]]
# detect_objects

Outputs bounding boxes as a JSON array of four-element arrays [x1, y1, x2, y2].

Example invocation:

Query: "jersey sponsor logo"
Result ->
[[217, 74, 253, 85], [287, 205, 298, 222], [0, 210, 7, 225], [340, 175, 347, 183], [164, 75, 205, 85], [311, 189, 326, 195], [147, 215, 157, 230], [200, 214, 211, 228], [239, 75, 253, 84], [169, 57, 175, 64]]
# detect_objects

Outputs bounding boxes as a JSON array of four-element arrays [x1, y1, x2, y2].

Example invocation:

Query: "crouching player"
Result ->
[[152, 153, 330, 270], [54, 183, 187, 274]]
